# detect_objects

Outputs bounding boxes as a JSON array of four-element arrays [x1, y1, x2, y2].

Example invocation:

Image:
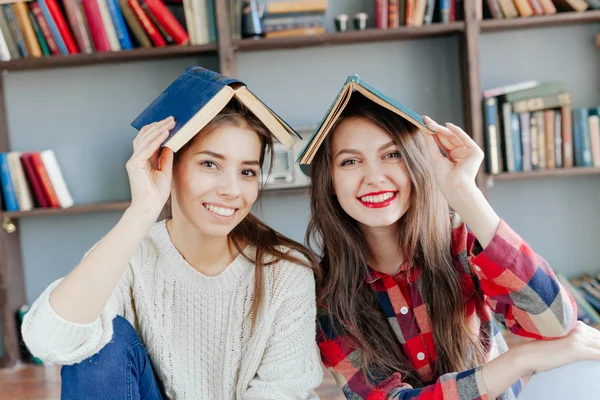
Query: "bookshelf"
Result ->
[[0, 2, 597, 368]]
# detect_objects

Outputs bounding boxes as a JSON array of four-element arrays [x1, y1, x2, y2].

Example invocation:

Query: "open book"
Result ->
[[131, 66, 300, 151], [297, 74, 433, 164]]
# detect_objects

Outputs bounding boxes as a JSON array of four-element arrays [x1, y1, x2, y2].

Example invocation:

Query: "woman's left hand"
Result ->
[[422, 116, 483, 201]]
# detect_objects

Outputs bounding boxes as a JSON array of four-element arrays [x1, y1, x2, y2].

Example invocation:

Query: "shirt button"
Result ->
[[475, 265, 482, 272], [400, 306, 409, 315], [417, 352, 425, 361]]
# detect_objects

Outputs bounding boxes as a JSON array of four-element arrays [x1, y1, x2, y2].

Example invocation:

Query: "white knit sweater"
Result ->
[[21, 220, 323, 399]]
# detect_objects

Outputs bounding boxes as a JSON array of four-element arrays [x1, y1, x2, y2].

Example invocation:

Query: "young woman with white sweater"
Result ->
[[21, 100, 323, 399]]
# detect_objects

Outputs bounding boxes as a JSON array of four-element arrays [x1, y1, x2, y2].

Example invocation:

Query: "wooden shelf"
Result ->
[[480, 10, 600, 33], [233, 22, 464, 52], [488, 167, 600, 182], [0, 201, 130, 218], [0, 44, 218, 72]]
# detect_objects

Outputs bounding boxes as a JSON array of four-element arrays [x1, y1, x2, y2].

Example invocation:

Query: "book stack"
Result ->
[[374, 0, 463, 29], [0, 0, 216, 61], [483, 0, 599, 19], [260, 0, 326, 38], [481, 81, 600, 174], [0, 150, 73, 212]]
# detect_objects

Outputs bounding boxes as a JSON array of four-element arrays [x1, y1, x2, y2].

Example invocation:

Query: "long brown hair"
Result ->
[[167, 99, 319, 326], [306, 97, 486, 386]]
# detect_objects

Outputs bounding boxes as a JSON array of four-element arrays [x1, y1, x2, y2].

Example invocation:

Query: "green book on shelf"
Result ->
[[297, 74, 434, 165]]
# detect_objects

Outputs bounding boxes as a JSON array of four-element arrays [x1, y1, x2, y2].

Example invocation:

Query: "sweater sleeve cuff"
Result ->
[[471, 365, 489, 400], [21, 279, 103, 363]]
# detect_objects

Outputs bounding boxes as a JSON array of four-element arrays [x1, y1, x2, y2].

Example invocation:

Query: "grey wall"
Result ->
[[4, 23, 597, 304]]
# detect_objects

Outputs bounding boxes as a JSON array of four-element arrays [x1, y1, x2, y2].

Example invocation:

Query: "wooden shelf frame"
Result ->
[[0, 4, 598, 367]]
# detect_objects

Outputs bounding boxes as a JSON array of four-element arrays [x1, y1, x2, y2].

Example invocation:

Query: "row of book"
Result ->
[[374, 0, 462, 29], [0, 150, 73, 212], [558, 272, 600, 326], [0, 0, 215, 61], [482, 81, 600, 174], [259, 0, 326, 39], [484, 0, 599, 19]]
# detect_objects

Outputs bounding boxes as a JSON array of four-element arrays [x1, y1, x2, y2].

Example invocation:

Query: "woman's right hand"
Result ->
[[126, 116, 176, 219], [519, 321, 600, 374]]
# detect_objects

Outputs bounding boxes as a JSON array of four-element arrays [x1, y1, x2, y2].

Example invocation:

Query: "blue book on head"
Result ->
[[297, 74, 434, 164], [131, 66, 300, 151]]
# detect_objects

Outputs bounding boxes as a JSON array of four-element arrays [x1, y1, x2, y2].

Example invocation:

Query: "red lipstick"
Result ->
[[357, 191, 398, 208]]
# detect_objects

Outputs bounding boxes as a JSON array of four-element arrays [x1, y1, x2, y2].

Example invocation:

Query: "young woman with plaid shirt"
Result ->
[[306, 98, 600, 400]]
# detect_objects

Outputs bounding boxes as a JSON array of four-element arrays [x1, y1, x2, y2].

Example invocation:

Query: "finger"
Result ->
[[423, 116, 464, 150], [425, 133, 444, 163], [134, 120, 175, 157], [134, 117, 174, 149], [138, 130, 170, 162], [447, 147, 476, 161]]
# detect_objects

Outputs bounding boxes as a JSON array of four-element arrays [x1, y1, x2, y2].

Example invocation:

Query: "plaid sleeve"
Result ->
[[317, 312, 489, 400], [463, 217, 577, 339]]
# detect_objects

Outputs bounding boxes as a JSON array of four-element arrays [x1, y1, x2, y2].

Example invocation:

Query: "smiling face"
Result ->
[[331, 117, 412, 229], [170, 124, 262, 238]]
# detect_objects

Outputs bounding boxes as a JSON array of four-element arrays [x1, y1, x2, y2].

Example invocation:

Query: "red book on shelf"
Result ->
[[29, 1, 61, 55], [20, 153, 49, 208], [82, 0, 110, 51], [45, 0, 79, 53], [144, 0, 188, 45], [128, 0, 166, 47], [29, 152, 61, 208], [375, 0, 388, 29]]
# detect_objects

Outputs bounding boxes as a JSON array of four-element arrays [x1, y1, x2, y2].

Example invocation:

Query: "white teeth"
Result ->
[[204, 204, 235, 217], [360, 192, 395, 203]]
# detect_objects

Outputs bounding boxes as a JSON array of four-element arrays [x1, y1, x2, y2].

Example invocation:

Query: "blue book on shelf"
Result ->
[[0, 152, 18, 212], [131, 66, 300, 152], [297, 74, 434, 165], [105, 0, 133, 50], [573, 107, 592, 167], [510, 113, 523, 172], [37, 0, 68, 55]]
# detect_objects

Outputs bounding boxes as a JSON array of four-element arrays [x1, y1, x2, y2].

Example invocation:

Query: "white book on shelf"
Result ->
[[97, 0, 121, 51], [40, 150, 74, 209], [0, 27, 10, 61], [7, 152, 33, 211]]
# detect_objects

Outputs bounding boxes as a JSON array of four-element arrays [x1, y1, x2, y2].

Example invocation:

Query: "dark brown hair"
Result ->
[[306, 96, 486, 386], [169, 99, 319, 325]]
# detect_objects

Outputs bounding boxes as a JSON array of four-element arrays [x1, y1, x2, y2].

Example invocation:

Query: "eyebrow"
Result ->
[[196, 150, 260, 166], [334, 140, 397, 159]]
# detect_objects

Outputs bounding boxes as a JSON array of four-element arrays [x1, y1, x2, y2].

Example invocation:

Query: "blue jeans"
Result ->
[[61, 316, 164, 400]]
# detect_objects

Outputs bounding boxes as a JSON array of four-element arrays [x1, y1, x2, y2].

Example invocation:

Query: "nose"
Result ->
[[218, 170, 241, 199], [364, 162, 386, 187]]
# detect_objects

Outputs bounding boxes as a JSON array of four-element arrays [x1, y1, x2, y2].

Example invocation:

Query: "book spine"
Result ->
[[512, 92, 571, 113], [511, 113, 523, 172], [40, 150, 73, 209], [105, 0, 133, 49], [554, 111, 562, 168], [440, 0, 451, 23], [486, 0, 505, 19], [30, 152, 61, 208], [45, 0, 79, 53], [38, 0, 68, 54], [544, 110, 555, 169], [30, 1, 60, 55], [128, 0, 166, 47], [484, 98, 501, 174], [527, 0, 544, 15], [501, 102, 515, 172], [388, 0, 399, 28], [588, 115, 600, 167], [538, 0, 557, 13], [118, 0, 152, 47], [81, 0, 111, 51], [375, 0, 388, 29], [0, 18, 10, 60], [0, 153, 19, 212], [7, 152, 33, 211], [423, 0, 435, 24], [144, 0, 188, 44], [27, 6, 51, 56], [21, 153, 49, 208], [13, 2, 42, 57], [561, 105, 573, 168], [63, 0, 94, 53], [3, 4, 29, 57], [0, 7, 20, 59], [96, 0, 121, 51]]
